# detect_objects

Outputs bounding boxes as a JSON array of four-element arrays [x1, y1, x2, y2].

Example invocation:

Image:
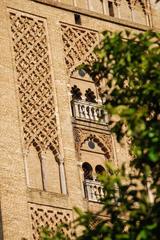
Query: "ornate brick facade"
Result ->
[[0, 0, 159, 239], [9, 11, 59, 154]]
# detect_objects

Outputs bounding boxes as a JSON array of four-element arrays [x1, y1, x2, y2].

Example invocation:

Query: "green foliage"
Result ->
[[87, 31, 160, 177], [41, 31, 160, 240]]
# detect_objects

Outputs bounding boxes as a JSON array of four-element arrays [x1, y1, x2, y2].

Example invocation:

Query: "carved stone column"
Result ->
[[130, 6, 135, 22], [56, 154, 67, 195], [39, 151, 47, 191], [115, 0, 121, 18], [101, 0, 107, 14]]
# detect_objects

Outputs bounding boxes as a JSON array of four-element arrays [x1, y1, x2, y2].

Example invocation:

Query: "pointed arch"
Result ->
[[73, 127, 113, 159], [130, 0, 146, 13], [81, 134, 111, 158]]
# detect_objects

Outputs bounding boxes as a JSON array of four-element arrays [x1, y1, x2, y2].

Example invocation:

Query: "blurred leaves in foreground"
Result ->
[[41, 30, 160, 240]]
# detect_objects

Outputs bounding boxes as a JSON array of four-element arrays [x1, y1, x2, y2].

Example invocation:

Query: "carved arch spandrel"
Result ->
[[73, 128, 113, 159], [60, 23, 99, 76], [130, 0, 147, 12], [126, 0, 147, 13], [115, 0, 148, 13]]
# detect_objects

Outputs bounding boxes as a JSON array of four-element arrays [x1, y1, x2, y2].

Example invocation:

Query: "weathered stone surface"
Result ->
[[0, 0, 159, 239]]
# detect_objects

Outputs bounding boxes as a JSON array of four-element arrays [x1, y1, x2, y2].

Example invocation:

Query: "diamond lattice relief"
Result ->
[[61, 23, 99, 75], [9, 11, 59, 153], [29, 203, 74, 240]]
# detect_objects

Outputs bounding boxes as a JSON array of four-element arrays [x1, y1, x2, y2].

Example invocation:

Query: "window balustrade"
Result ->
[[83, 179, 104, 202], [71, 100, 108, 124]]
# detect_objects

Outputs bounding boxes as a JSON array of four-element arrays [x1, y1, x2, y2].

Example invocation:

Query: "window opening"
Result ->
[[78, 69, 86, 77], [88, 140, 95, 149], [74, 13, 81, 25], [71, 85, 82, 100], [85, 88, 97, 103], [82, 162, 93, 180], [95, 165, 105, 175], [108, 1, 114, 17]]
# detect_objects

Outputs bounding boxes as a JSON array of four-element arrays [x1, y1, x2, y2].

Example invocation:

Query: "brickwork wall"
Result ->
[[0, 0, 159, 239]]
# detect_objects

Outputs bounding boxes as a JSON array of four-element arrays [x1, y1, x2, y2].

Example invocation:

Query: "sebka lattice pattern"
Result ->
[[29, 203, 73, 239], [61, 23, 99, 75], [9, 11, 59, 153]]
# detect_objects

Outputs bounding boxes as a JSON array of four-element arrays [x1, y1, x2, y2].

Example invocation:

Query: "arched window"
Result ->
[[95, 165, 105, 176], [82, 162, 93, 180], [85, 88, 97, 103], [71, 85, 82, 100]]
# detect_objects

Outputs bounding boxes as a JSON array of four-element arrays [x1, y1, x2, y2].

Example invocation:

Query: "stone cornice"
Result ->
[[30, 0, 153, 31]]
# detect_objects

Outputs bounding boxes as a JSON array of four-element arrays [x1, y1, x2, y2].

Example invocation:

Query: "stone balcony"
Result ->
[[71, 100, 108, 125], [83, 179, 104, 202]]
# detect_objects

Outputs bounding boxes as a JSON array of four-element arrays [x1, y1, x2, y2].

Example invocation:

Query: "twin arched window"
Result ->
[[71, 85, 97, 103], [82, 162, 105, 181]]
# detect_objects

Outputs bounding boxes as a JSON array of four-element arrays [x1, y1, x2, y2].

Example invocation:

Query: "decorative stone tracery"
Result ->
[[9, 10, 68, 194], [9, 10, 59, 155], [60, 23, 99, 75], [129, 0, 145, 8], [29, 203, 73, 240], [73, 127, 112, 158]]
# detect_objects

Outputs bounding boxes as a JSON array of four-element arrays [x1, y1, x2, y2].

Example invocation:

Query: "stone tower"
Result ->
[[0, 0, 159, 239]]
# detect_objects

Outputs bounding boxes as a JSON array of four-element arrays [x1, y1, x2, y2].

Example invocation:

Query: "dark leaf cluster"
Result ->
[[41, 30, 160, 240]]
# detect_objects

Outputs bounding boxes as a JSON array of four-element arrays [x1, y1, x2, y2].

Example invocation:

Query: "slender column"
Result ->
[[87, 0, 92, 10], [24, 151, 30, 187], [56, 153, 67, 195], [73, 0, 77, 6], [102, 0, 107, 14], [130, 6, 135, 22], [39, 151, 47, 191], [111, 134, 119, 167], [77, 162, 85, 198], [146, 0, 153, 27], [117, 3, 121, 18], [145, 10, 152, 27]]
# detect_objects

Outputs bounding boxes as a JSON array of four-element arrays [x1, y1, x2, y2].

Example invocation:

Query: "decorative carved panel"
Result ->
[[9, 11, 59, 154], [61, 23, 99, 75], [73, 127, 112, 158], [129, 0, 145, 8], [29, 203, 73, 239]]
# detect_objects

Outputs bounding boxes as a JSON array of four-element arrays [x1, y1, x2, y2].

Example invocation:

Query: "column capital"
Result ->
[[55, 152, 64, 163]]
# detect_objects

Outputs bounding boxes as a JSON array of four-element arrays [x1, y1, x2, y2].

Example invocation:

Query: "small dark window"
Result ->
[[74, 13, 81, 25], [82, 162, 93, 180], [108, 1, 114, 17], [85, 88, 97, 103], [95, 165, 105, 175], [71, 85, 82, 100], [78, 69, 86, 77], [88, 140, 95, 149]]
